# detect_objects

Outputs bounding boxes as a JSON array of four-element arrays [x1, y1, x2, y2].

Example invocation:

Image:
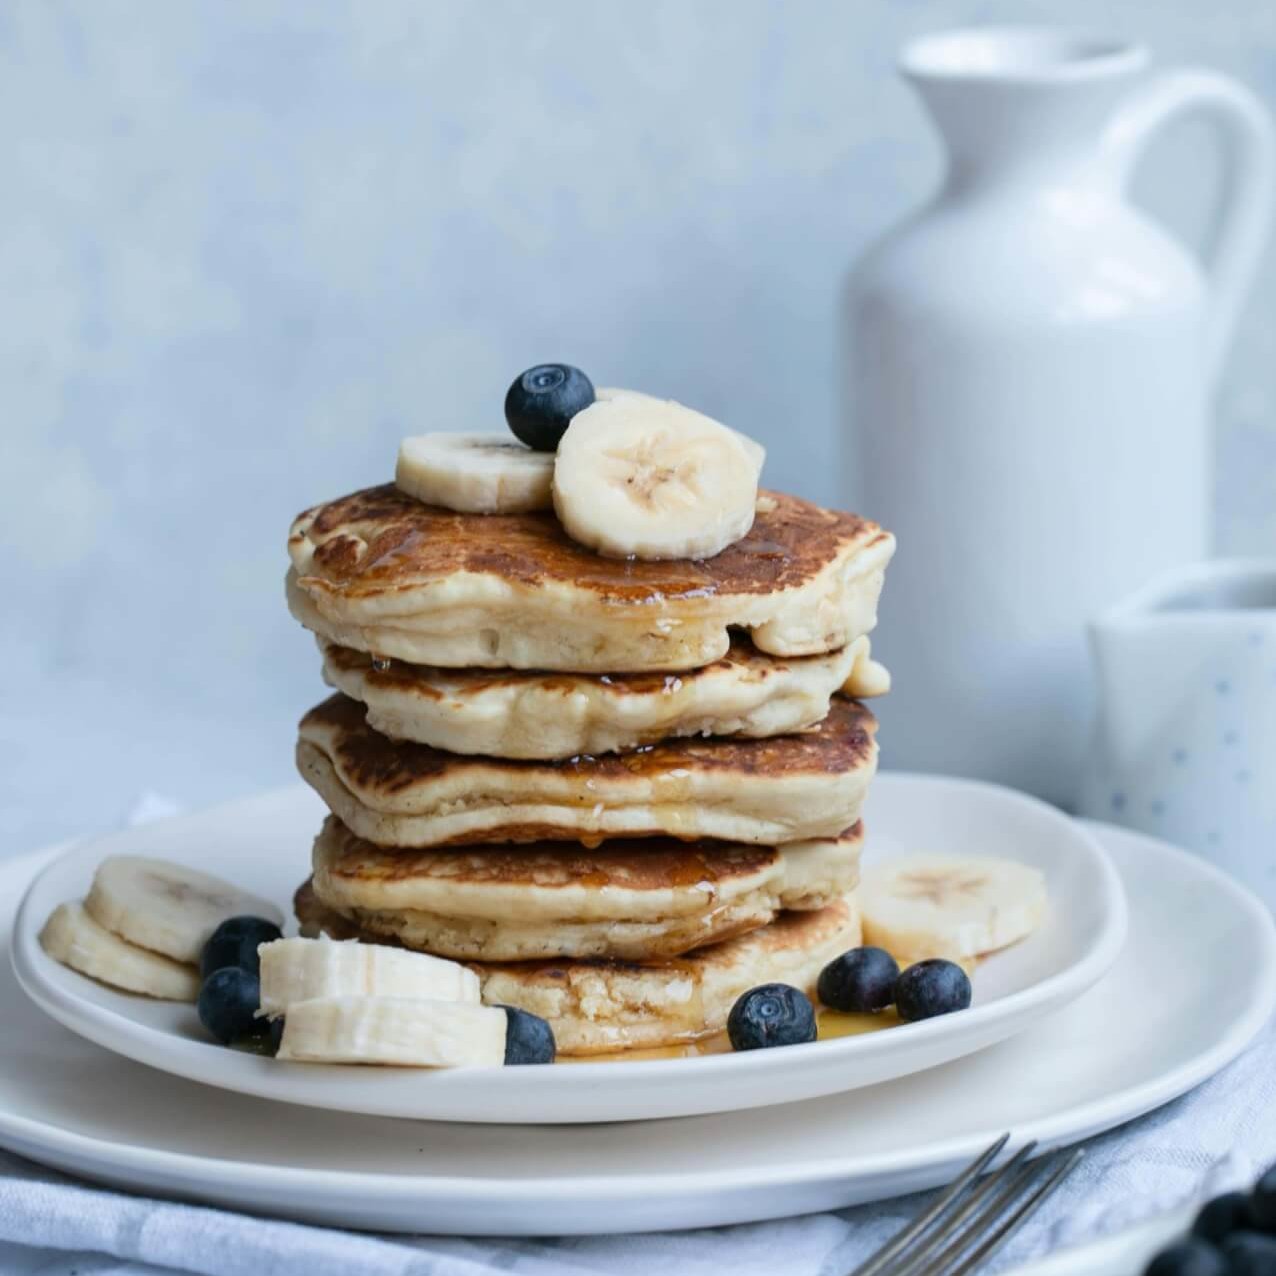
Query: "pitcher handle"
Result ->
[[1103, 69, 1275, 381]]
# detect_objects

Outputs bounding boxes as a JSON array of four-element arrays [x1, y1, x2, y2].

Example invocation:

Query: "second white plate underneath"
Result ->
[[0, 822, 1269, 1235], [11, 774, 1125, 1124]]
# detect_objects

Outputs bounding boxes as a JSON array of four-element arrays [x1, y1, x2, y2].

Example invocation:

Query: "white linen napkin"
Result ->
[[0, 1016, 1273, 1276]]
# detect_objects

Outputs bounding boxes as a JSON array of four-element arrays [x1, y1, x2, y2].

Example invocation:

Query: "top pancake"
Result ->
[[288, 485, 895, 672]]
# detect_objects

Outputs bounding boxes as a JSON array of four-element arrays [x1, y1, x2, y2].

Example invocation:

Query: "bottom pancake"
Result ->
[[295, 879, 861, 1055]]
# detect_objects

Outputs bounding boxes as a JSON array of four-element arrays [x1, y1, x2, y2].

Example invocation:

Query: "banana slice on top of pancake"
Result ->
[[597, 387, 767, 472], [553, 394, 762, 560], [396, 434, 554, 514]]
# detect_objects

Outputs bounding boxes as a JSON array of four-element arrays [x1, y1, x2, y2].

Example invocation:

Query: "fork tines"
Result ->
[[847, 1135, 1084, 1276]]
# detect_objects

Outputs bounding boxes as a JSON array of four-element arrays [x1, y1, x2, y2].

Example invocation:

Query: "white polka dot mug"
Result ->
[[1080, 560, 1276, 908]]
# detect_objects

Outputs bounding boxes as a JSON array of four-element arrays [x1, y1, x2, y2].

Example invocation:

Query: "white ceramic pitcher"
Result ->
[[1079, 561, 1276, 907], [843, 27, 1274, 808]]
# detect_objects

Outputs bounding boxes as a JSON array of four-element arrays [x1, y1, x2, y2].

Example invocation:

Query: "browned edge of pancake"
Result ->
[[295, 877, 854, 976], [322, 631, 845, 699], [315, 813, 862, 891], [291, 485, 890, 604], [300, 691, 878, 790]]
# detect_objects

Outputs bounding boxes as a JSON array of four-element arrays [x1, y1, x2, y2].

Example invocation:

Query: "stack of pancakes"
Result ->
[[286, 484, 895, 1054]]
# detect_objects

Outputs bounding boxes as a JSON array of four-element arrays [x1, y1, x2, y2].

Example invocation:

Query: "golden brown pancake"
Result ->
[[307, 815, 862, 960], [296, 692, 878, 848], [319, 633, 890, 759], [295, 880, 863, 1054], [287, 486, 895, 672]]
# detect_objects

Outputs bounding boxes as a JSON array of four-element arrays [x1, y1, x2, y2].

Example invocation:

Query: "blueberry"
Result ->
[[1252, 1165, 1276, 1232], [1223, 1231, 1276, 1274], [501, 1006, 556, 1065], [1193, 1192, 1253, 1243], [198, 967, 262, 1045], [230, 1017, 285, 1057], [894, 959, 971, 1023], [1144, 1239, 1227, 1276], [727, 983, 817, 1051], [200, 915, 282, 980], [504, 364, 594, 451], [817, 946, 900, 1013]]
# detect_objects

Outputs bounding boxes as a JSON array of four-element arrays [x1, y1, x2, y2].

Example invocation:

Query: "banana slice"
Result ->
[[553, 395, 761, 560], [860, 854, 1047, 963], [258, 937, 479, 1016], [396, 434, 553, 514], [597, 388, 767, 473], [40, 901, 200, 1001], [276, 996, 506, 1067], [85, 856, 283, 966]]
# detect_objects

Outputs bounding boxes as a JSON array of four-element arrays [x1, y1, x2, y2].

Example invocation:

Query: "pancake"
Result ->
[[319, 633, 890, 760], [308, 816, 862, 960], [295, 882, 862, 1054], [296, 693, 878, 848], [287, 486, 895, 672]]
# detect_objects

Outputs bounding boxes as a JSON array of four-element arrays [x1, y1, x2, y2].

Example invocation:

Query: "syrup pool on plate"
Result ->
[[817, 1008, 902, 1039], [561, 1009, 901, 1062]]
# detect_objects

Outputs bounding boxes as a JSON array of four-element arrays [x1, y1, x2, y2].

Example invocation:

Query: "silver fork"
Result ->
[[846, 1135, 1085, 1276]]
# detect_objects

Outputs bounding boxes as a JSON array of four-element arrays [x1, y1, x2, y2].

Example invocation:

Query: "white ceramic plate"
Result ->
[[11, 775, 1125, 1124], [0, 821, 1269, 1235]]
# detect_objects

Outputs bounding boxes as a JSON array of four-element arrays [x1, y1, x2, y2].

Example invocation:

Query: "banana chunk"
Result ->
[[553, 395, 762, 560], [277, 996, 507, 1067], [259, 937, 479, 1016], [85, 856, 283, 965], [396, 434, 554, 514], [40, 901, 200, 1001], [860, 854, 1047, 963]]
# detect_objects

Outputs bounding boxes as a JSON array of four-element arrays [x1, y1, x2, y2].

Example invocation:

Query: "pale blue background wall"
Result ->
[[3, 0, 1274, 851]]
